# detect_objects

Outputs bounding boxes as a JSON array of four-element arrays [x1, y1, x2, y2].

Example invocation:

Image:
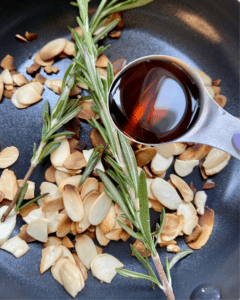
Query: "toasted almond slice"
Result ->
[[174, 159, 199, 177], [179, 144, 212, 161], [60, 260, 85, 297], [33, 52, 54, 66], [81, 177, 99, 199], [1, 235, 30, 258], [1, 54, 16, 70], [63, 41, 75, 56], [83, 149, 104, 172], [105, 228, 123, 241], [40, 245, 62, 273], [204, 154, 231, 175], [45, 165, 56, 183], [194, 69, 212, 86], [1, 69, 13, 84], [62, 236, 74, 248], [135, 147, 157, 167], [84, 230, 96, 240], [91, 254, 124, 283], [27, 218, 49, 242], [185, 224, 202, 244], [97, 67, 107, 79], [166, 244, 180, 253], [4, 84, 13, 91], [27, 81, 44, 94], [15, 34, 27, 42], [22, 207, 45, 224], [194, 191, 207, 215], [132, 240, 151, 257], [75, 234, 97, 269], [98, 182, 106, 194], [88, 192, 112, 226], [63, 184, 84, 222], [205, 86, 215, 98], [40, 182, 62, 205], [11, 89, 29, 109], [0, 169, 18, 200], [50, 137, 70, 168], [58, 175, 82, 194], [154, 143, 187, 158], [169, 174, 193, 202], [76, 100, 98, 120], [56, 166, 81, 175], [95, 246, 103, 255], [25, 31, 38, 41], [213, 94, 227, 107], [42, 236, 62, 248], [18, 224, 35, 243], [51, 257, 70, 284], [0, 75, 3, 101], [109, 30, 121, 38], [95, 54, 110, 68], [96, 225, 110, 246], [43, 65, 59, 74], [212, 85, 221, 95], [77, 191, 100, 233], [19, 203, 38, 218], [17, 180, 35, 199], [4, 86, 17, 99], [177, 202, 198, 235], [146, 178, 157, 200], [12, 73, 28, 86], [161, 215, 185, 242], [202, 179, 215, 189], [42, 197, 64, 213], [203, 148, 229, 169], [70, 221, 77, 235], [55, 169, 70, 186], [35, 73, 47, 84], [151, 153, 173, 175], [46, 211, 64, 233], [0, 206, 17, 245], [93, 18, 111, 36], [149, 199, 164, 212], [90, 129, 107, 148], [212, 79, 221, 86], [0, 146, 19, 168], [26, 63, 41, 75], [187, 207, 214, 250], [56, 213, 72, 238], [71, 26, 83, 39], [161, 214, 180, 235], [45, 79, 81, 95], [99, 203, 116, 235], [72, 252, 88, 281], [58, 245, 75, 263], [63, 152, 87, 170], [151, 178, 182, 210], [40, 38, 68, 61], [114, 203, 124, 218], [17, 85, 42, 105], [0, 191, 4, 202]]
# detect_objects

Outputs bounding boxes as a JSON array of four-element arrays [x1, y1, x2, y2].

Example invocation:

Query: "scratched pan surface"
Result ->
[[0, 0, 239, 299]]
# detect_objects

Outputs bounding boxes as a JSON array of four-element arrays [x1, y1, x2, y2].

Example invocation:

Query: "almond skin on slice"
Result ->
[[18, 224, 36, 243], [88, 192, 112, 226], [213, 94, 227, 108], [40, 38, 68, 61], [19, 203, 39, 218], [56, 213, 72, 238], [135, 147, 157, 167], [112, 58, 127, 75], [169, 174, 193, 202], [75, 234, 98, 269], [0, 146, 19, 169], [62, 236, 74, 248], [1, 235, 30, 258], [76, 100, 99, 120], [1, 54, 16, 71], [22, 207, 45, 224], [63, 152, 87, 170], [90, 129, 107, 148], [40, 245, 62, 274], [95, 54, 110, 68], [179, 144, 212, 161], [63, 184, 84, 222]]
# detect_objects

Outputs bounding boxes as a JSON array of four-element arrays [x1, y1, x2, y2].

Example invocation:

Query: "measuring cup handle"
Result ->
[[176, 92, 240, 160]]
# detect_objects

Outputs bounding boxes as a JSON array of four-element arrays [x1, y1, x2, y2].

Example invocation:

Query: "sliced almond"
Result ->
[[15, 34, 27, 42], [63, 40, 75, 56], [75, 234, 97, 269], [97, 67, 107, 79], [90, 129, 107, 148], [187, 207, 214, 250], [109, 30, 121, 38], [46, 211, 64, 233], [211, 86, 221, 95], [202, 179, 215, 189], [95, 54, 109, 68], [62, 236, 74, 248], [11, 89, 28, 109], [84, 230, 96, 240], [161, 214, 185, 242], [203, 148, 229, 169], [154, 143, 187, 158], [91, 254, 124, 283], [17, 180, 35, 199], [58, 175, 82, 193], [4, 84, 13, 91], [12, 73, 28, 86], [72, 252, 88, 281], [205, 86, 214, 98], [56, 213, 72, 238], [65, 117, 81, 140], [3, 87, 17, 99], [98, 182, 106, 194], [88, 192, 112, 226], [40, 245, 62, 273], [161, 213, 180, 235], [27, 218, 49, 242], [70, 221, 77, 235], [42, 197, 64, 213], [43, 65, 59, 74], [151, 178, 182, 210], [45, 78, 80, 95], [0, 146, 19, 168], [95, 246, 103, 255], [1, 54, 16, 71], [34, 73, 47, 84], [135, 147, 157, 167], [169, 174, 193, 202], [179, 144, 212, 161], [177, 202, 198, 235], [174, 159, 199, 177], [99, 204, 117, 234], [71, 26, 83, 39], [0, 75, 3, 101], [151, 153, 173, 175], [19, 203, 38, 218], [59, 260, 85, 298], [146, 178, 157, 200], [45, 165, 56, 183], [166, 244, 180, 253], [112, 58, 127, 75], [1, 235, 30, 258], [149, 199, 164, 212], [212, 79, 221, 86], [204, 154, 230, 175], [50, 137, 70, 168], [22, 207, 45, 224], [63, 152, 87, 170], [81, 177, 99, 199], [42, 236, 62, 248], [96, 225, 110, 246], [58, 245, 75, 263], [17, 84, 43, 105], [40, 182, 62, 206], [194, 69, 212, 86], [76, 100, 98, 120], [0, 169, 18, 200], [83, 149, 104, 172], [18, 224, 36, 243], [0, 206, 17, 245], [194, 191, 207, 215], [185, 224, 202, 244], [33, 52, 54, 66], [63, 184, 84, 222], [1, 69, 13, 84], [25, 31, 38, 41], [26, 63, 41, 75], [213, 95, 227, 108], [40, 38, 68, 61], [51, 257, 71, 284], [132, 240, 151, 258]]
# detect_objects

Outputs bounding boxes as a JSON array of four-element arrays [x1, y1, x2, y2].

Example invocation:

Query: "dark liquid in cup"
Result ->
[[108, 59, 200, 144]]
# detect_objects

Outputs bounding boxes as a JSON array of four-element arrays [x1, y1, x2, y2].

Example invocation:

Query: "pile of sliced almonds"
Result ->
[[0, 20, 233, 298]]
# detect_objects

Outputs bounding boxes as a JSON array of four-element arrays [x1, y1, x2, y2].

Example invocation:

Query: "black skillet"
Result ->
[[0, 0, 239, 299]]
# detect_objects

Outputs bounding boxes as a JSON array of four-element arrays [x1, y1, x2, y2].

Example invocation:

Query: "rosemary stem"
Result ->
[[1, 141, 46, 222], [152, 253, 175, 300]]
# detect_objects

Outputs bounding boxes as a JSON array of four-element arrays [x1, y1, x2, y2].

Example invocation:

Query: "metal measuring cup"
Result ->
[[108, 55, 240, 160]]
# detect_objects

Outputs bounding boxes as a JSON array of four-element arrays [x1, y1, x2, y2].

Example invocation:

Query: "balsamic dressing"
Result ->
[[109, 59, 200, 144]]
